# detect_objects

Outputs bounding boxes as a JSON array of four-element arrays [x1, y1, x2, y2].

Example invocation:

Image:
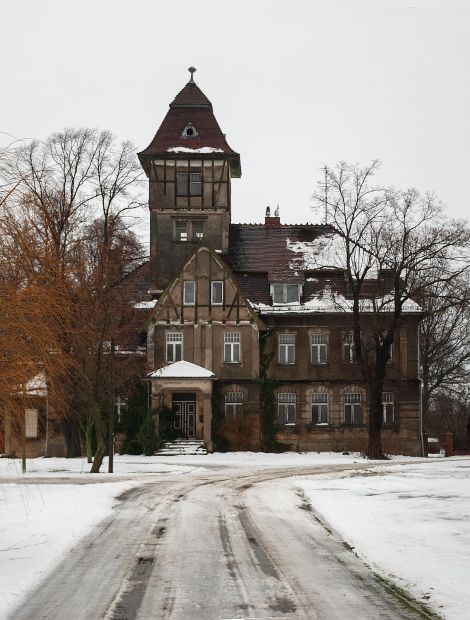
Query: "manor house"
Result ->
[[135, 69, 422, 456]]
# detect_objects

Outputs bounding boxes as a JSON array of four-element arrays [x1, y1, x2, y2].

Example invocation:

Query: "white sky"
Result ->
[[2, 0, 469, 237]]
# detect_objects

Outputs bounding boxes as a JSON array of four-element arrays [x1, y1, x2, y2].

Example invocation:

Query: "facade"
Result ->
[[139, 69, 423, 456]]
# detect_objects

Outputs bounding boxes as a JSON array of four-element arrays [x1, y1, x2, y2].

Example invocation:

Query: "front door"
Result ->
[[172, 393, 197, 439]]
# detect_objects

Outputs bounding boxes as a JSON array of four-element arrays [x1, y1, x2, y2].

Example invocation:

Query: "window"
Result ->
[[183, 281, 195, 305], [166, 332, 182, 362], [225, 392, 243, 418], [272, 284, 300, 304], [176, 172, 202, 196], [224, 332, 240, 363], [311, 393, 329, 424], [25, 408, 38, 438], [343, 332, 355, 363], [382, 392, 394, 424], [311, 334, 327, 365], [181, 123, 198, 138], [192, 220, 204, 241], [279, 333, 295, 365], [175, 220, 188, 241], [211, 281, 223, 305], [344, 393, 363, 425], [278, 393, 296, 425]]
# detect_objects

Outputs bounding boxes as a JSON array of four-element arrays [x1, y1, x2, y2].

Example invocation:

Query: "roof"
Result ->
[[147, 360, 216, 379], [226, 223, 334, 282], [225, 223, 422, 315], [138, 78, 241, 177]]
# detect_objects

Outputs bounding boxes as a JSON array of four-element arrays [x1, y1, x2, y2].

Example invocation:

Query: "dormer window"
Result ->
[[181, 123, 198, 138], [272, 284, 301, 304]]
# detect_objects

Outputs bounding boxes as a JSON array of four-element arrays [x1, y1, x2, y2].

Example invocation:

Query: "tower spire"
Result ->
[[188, 66, 196, 83]]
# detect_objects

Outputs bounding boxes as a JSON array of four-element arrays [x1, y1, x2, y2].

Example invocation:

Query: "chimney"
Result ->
[[265, 205, 280, 227]]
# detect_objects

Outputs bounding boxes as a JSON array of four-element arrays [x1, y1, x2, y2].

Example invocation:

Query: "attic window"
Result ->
[[272, 284, 301, 304], [181, 124, 198, 138]]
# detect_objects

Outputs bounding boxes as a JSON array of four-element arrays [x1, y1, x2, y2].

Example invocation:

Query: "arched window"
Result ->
[[181, 123, 198, 138]]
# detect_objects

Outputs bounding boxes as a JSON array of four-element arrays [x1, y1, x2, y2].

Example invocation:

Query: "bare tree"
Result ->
[[0, 128, 146, 472], [312, 161, 470, 459]]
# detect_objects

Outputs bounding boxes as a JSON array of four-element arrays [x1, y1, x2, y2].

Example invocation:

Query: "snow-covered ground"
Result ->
[[2, 452, 465, 619], [297, 457, 470, 620]]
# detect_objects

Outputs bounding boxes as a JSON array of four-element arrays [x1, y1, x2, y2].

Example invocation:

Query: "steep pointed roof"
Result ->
[[138, 70, 241, 177]]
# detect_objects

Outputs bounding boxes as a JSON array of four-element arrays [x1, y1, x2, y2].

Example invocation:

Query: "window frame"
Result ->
[[278, 333, 295, 365], [311, 393, 329, 425], [271, 283, 301, 304], [175, 171, 203, 196], [166, 332, 183, 363], [224, 332, 241, 364], [183, 280, 196, 306], [382, 392, 395, 424], [343, 332, 356, 363], [225, 392, 244, 418], [344, 392, 363, 425], [310, 333, 327, 365], [211, 281, 224, 305], [175, 219, 188, 242], [278, 393, 296, 425]]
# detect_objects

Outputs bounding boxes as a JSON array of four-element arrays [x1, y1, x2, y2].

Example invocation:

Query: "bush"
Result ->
[[138, 414, 160, 456], [220, 416, 256, 451], [155, 406, 178, 441], [126, 439, 144, 455]]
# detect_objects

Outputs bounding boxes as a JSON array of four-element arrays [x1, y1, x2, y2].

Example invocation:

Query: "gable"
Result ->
[[152, 246, 264, 328]]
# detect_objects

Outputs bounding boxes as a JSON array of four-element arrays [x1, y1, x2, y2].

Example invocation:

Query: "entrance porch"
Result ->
[[147, 361, 215, 451]]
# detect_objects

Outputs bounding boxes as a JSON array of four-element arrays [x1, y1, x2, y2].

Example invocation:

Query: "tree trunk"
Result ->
[[21, 417, 27, 474], [366, 384, 385, 459], [85, 419, 93, 464], [90, 403, 107, 473]]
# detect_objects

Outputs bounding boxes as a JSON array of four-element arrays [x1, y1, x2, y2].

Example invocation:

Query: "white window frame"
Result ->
[[225, 392, 243, 418], [344, 393, 363, 425], [211, 281, 224, 305], [311, 393, 329, 425], [382, 392, 395, 424], [224, 332, 241, 363], [271, 283, 301, 304], [278, 393, 296, 425], [279, 333, 295, 365], [311, 333, 327, 365], [343, 332, 356, 363], [166, 332, 183, 363], [183, 280, 196, 305], [25, 408, 38, 439]]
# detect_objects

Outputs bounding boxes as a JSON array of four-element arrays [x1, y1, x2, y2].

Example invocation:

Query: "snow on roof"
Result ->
[[133, 300, 157, 309], [287, 233, 346, 271], [24, 372, 47, 396], [249, 286, 421, 315], [166, 146, 224, 154], [147, 360, 215, 379]]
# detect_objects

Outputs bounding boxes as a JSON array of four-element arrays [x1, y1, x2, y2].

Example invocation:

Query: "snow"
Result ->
[[3, 453, 466, 618], [166, 146, 224, 154], [133, 299, 157, 309], [297, 457, 470, 620], [287, 233, 346, 271], [0, 479, 136, 617], [147, 359, 215, 379]]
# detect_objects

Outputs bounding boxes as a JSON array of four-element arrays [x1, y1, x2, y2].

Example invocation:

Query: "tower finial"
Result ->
[[188, 66, 196, 83]]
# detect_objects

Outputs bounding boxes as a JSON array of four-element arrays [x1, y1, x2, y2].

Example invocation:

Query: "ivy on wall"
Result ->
[[258, 331, 288, 453]]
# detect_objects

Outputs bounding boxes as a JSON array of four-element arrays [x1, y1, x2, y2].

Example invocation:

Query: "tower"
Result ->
[[138, 67, 241, 292]]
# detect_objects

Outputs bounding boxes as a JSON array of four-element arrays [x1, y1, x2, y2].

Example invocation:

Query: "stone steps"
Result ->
[[156, 439, 208, 456]]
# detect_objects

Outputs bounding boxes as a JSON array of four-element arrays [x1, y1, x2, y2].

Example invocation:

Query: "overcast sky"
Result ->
[[2, 0, 469, 237]]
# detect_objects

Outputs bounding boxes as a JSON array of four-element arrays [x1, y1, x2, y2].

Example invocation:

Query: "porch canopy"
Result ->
[[147, 361, 216, 448]]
